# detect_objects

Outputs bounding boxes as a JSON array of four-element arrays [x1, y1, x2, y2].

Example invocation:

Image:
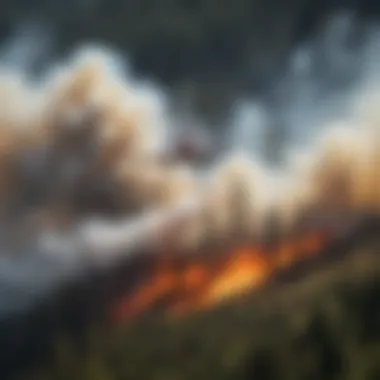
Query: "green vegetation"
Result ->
[[20, 242, 380, 380]]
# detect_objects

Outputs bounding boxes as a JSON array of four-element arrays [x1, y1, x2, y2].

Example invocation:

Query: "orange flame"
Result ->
[[111, 231, 330, 322]]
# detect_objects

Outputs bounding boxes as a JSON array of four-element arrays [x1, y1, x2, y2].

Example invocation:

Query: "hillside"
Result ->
[[14, 222, 380, 380]]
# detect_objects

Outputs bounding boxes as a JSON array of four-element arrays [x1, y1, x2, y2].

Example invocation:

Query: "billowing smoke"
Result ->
[[2, 11, 380, 318], [0, 45, 192, 315]]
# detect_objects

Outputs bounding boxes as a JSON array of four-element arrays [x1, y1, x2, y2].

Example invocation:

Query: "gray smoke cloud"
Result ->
[[228, 11, 380, 164]]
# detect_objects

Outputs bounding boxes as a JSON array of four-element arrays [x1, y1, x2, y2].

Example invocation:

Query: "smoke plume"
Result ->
[[2, 11, 380, 318]]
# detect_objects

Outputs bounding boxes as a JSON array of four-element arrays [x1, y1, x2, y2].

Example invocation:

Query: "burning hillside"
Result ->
[[111, 231, 330, 321]]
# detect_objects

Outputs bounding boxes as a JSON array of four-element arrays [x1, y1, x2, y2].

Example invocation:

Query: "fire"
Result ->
[[203, 249, 267, 304], [111, 230, 330, 323]]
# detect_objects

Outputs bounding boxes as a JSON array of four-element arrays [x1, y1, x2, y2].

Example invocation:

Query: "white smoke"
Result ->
[[2, 10, 380, 318]]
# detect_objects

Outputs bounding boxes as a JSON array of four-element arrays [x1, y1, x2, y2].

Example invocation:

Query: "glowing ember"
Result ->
[[111, 231, 329, 323]]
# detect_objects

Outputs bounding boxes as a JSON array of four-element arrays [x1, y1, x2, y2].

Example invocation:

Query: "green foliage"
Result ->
[[19, 245, 380, 380]]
